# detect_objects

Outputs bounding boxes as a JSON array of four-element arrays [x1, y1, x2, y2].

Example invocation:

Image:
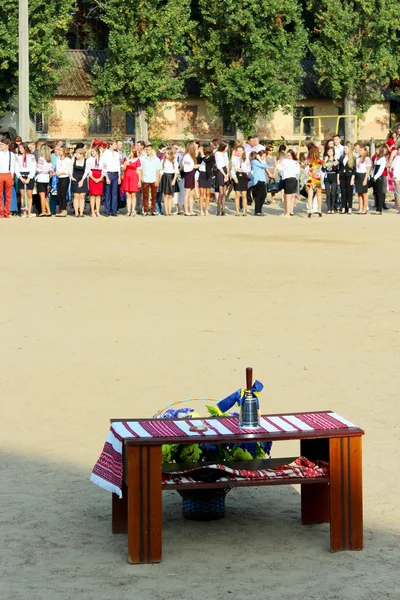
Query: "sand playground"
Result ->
[[1, 204, 400, 599]]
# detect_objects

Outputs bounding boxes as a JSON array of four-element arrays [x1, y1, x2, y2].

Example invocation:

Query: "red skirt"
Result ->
[[89, 170, 104, 195], [184, 170, 196, 189]]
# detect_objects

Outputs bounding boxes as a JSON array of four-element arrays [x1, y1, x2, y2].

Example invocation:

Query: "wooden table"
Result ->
[[108, 411, 364, 563]]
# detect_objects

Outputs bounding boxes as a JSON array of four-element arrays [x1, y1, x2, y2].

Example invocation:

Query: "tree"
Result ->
[[309, 0, 400, 141], [94, 0, 194, 140], [67, 0, 108, 50], [0, 0, 75, 118], [192, 0, 308, 137]]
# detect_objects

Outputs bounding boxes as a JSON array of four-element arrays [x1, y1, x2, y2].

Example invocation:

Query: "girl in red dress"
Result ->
[[87, 146, 104, 217], [121, 146, 142, 216]]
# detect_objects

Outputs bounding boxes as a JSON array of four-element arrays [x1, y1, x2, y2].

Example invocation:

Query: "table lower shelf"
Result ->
[[161, 456, 329, 490], [162, 475, 329, 491]]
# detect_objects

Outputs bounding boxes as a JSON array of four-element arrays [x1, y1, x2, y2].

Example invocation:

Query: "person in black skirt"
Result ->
[[276, 150, 300, 217], [182, 141, 200, 216], [198, 146, 216, 216], [36, 144, 53, 217], [71, 148, 89, 217], [338, 143, 356, 214], [215, 142, 229, 215], [371, 145, 387, 215], [159, 149, 178, 216], [355, 146, 372, 214], [231, 145, 250, 216], [15, 143, 36, 217]]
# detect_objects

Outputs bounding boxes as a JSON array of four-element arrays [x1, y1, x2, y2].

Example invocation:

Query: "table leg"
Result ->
[[329, 436, 363, 551], [126, 444, 162, 564], [112, 482, 127, 534], [300, 438, 329, 524]]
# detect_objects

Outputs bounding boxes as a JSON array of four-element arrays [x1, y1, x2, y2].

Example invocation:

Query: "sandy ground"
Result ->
[[1, 200, 400, 600]]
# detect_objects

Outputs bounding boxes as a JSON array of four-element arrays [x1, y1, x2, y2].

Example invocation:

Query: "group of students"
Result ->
[[299, 132, 400, 216], [1, 130, 399, 219]]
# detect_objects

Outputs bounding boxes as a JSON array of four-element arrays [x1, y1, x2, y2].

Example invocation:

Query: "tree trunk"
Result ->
[[343, 93, 357, 143], [135, 105, 148, 142], [236, 127, 244, 142]]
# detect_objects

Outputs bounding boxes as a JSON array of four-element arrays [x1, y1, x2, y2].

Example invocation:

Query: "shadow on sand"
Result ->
[[2, 452, 399, 600]]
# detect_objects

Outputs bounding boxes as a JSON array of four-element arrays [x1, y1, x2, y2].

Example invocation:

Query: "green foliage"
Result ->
[[192, 0, 307, 136], [309, 0, 400, 113], [162, 444, 173, 463], [93, 0, 194, 117], [161, 441, 268, 464], [179, 444, 202, 463], [0, 0, 74, 117], [162, 443, 180, 462], [231, 447, 253, 461]]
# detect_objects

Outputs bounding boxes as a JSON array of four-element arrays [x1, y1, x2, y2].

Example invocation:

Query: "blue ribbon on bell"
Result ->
[[217, 380, 264, 414]]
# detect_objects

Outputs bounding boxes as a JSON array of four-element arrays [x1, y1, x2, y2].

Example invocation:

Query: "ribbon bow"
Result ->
[[217, 380, 264, 414]]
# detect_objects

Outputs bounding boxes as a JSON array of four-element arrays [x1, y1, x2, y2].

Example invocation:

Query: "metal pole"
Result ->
[[19, 0, 30, 140]]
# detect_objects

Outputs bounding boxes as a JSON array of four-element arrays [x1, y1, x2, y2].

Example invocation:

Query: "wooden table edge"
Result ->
[[121, 429, 364, 445]]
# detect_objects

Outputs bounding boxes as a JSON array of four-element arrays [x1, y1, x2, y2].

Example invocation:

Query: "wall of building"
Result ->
[[49, 99, 132, 141], [47, 96, 392, 144], [49, 98, 90, 139], [359, 103, 390, 141], [149, 99, 223, 141], [257, 100, 391, 143], [258, 100, 347, 141]]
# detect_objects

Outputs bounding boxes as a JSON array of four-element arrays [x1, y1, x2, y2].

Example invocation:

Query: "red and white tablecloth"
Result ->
[[161, 457, 328, 486], [90, 411, 355, 497]]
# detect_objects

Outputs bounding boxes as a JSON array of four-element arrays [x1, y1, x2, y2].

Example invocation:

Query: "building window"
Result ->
[[34, 112, 48, 134], [293, 106, 314, 135], [126, 112, 135, 135], [88, 104, 111, 134], [222, 117, 235, 137]]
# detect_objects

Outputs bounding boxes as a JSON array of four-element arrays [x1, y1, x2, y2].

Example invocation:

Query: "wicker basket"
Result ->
[[178, 488, 230, 521]]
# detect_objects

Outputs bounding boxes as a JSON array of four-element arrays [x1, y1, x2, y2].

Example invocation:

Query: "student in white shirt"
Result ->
[[182, 141, 200, 216], [277, 150, 301, 218], [0, 138, 16, 218], [172, 146, 185, 214], [55, 146, 73, 217], [15, 143, 37, 217], [215, 142, 229, 216], [331, 135, 344, 210], [87, 146, 104, 217], [159, 149, 178, 216], [391, 145, 400, 211], [371, 145, 386, 215], [102, 139, 121, 217], [333, 134, 344, 160], [198, 146, 216, 216], [355, 146, 372, 214], [353, 142, 361, 159], [36, 144, 53, 217], [231, 145, 250, 216], [137, 144, 161, 216], [244, 135, 265, 159]]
